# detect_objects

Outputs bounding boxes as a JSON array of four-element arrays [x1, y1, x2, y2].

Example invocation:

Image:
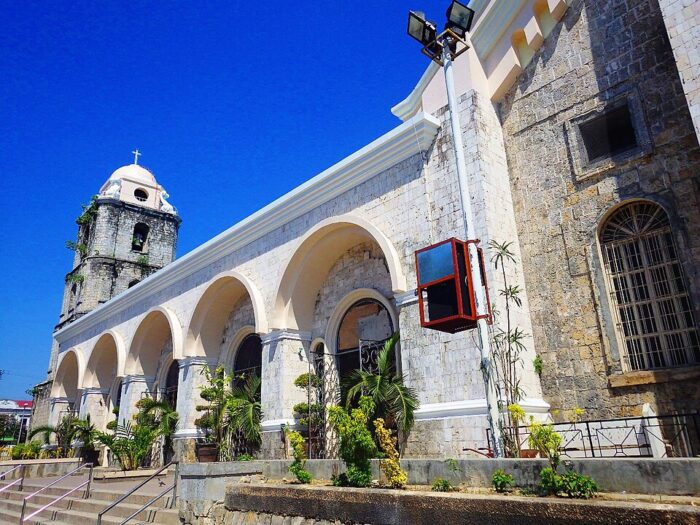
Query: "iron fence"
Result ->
[[502, 412, 700, 458]]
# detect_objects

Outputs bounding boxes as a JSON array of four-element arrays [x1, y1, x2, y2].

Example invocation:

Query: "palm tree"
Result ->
[[28, 415, 79, 457], [72, 415, 100, 463], [136, 398, 179, 463], [226, 374, 262, 455], [342, 333, 419, 437]]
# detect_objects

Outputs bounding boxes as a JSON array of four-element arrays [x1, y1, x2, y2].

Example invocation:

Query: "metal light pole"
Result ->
[[441, 42, 503, 458], [408, 2, 504, 457]]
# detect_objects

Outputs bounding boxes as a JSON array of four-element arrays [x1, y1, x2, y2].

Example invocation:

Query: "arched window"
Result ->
[[164, 360, 179, 409], [233, 334, 262, 379], [132, 223, 149, 252], [600, 201, 699, 371], [336, 299, 394, 380]]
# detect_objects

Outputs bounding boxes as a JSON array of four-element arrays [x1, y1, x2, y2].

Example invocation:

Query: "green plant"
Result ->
[[559, 470, 598, 499], [342, 333, 419, 439], [29, 415, 79, 457], [284, 427, 312, 484], [533, 354, 543, 376], [491, 469, 515, 493], [489, 240, 530, 457], [136, 255, 149, 267], [431, 478, 453, 492], [96, 421, 158, 471], [196, 366, 262, 461], [72, 415, 100, 452], [292, 372, 323, 438], [236, 453, 254, 461], [76, 196, 99, 226], [65, 273, 85, 284], [538, 467, 562, 496], [328, 397, 378, 488], [65, 241, 88, 257], [135, 398, 179, 460], [373, 418, 407, 488], [528, 421, 562, 470]]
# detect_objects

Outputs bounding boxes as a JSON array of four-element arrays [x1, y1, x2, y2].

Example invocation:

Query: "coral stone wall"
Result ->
[[499, 0, 700, 418]]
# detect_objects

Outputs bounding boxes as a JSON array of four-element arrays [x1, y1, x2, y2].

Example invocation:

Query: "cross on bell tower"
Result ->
[[132, 149, 142, 165]]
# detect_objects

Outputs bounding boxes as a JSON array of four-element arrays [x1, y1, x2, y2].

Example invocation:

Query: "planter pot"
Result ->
[[519, 449, 539, 458], [196, 443, 218, 463]]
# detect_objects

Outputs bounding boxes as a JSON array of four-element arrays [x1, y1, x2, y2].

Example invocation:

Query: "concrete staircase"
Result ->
[[0, 476, 179, 525]]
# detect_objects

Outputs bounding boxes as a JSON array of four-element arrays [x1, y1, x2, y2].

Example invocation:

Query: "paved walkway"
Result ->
[[20, 472, 175, 496]]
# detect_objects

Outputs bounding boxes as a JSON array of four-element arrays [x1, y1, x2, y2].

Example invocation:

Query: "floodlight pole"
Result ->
[[441, 41, 504, 458]]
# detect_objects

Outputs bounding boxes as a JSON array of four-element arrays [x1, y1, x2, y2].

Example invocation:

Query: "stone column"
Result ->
[[260, 329, 311, 459], [79, 388, 110, 429], [173, 357, 212, 463], [118, 375, 154, 425], [49, 397, 73, 428]]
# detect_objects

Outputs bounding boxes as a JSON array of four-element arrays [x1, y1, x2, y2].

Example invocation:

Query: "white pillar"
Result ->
[[79, 388, 110, 430], [172, 357, 212, 462], [260, 329, 311, 458], [118, 375, 153, 425]]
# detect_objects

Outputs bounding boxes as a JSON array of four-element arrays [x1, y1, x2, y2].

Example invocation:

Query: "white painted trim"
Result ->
[[55, 112, 441, 344], [415, 397, 550, 421], [173, 428, 205, 439], [393, 290, 418, 308], [261, 330, 312, 345], [261, 418, 298, 433]]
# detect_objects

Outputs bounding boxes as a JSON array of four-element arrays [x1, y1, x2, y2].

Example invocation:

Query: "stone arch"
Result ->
[[220, 325, 257, 371], [82, 331, 125, 390], [186, 271, 267, 361], [273, 215, 406, 330], [127, 307, 182, 377], [51, 348, 84, 402]]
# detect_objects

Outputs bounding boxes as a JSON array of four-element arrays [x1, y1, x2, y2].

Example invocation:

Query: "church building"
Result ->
[[33, 0, 700, 461]]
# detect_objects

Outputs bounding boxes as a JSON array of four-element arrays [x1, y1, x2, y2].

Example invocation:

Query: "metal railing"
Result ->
[[19, 462, 93, 523], [97, 461, 178, 525], [499, 412, 700, 458], [0, 464, 25, 493]]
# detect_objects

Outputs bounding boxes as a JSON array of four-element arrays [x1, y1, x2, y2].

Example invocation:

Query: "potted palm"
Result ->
[[72, 415, 101, 464], [195, 366, 230, 462]]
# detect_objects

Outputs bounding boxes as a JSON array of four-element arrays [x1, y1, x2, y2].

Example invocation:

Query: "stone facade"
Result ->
[[39, 0, 700, 462], [659, 0, 700, 139], [498, 0, 700, 419]]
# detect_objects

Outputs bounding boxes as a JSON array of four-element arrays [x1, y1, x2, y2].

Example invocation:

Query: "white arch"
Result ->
[[82, 330, 126, 389], [273, 214, 407, 330], [51, 347, 85, 399], [219, 325, 257, 371], [185, 271, 268, 359], [126, 306, 183, 376], [324, 288, 399, 355]]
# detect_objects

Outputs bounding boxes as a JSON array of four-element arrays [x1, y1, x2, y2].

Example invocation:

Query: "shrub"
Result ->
[[373, 418, 407, 489], [559, 470, 598, 499], [285, 428, 312, 484], [491, 469, 515, 493], [328, 397, 378, 488], [236, 454, 254, 461], [528, 421, 562, 469], [538, 467, 562, 496], [11, 444, 24, 460], [431, 478, 453, 492]]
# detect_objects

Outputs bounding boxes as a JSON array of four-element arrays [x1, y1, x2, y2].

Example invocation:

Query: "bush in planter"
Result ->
[[284, 427, 312, 484], [431, 478, 453, 492], [96, 421, 158, 471], [559, 470, 598, 499], [28, 415, 79, 458], [328, 397, 378, 488], [492, 469, 515, 493], [527, 420, 561, 470]]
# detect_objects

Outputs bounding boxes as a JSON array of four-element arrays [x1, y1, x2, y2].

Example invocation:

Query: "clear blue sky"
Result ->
[[0, 1, 453, 399]]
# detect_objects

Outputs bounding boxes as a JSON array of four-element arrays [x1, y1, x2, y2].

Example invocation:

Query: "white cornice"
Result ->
[[55, 112, 441, 344], [415, 397, 550, 421]]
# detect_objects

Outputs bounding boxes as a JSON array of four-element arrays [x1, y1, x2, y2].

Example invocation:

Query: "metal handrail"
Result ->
[[0, 464, 25, 493], [97, 461, 177, 525], [19, 462, 93, 523]]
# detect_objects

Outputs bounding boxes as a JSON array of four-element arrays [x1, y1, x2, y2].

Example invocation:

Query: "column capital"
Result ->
[[178, 356, 215, 369], [81, 387, 110, 396], [394, 290, 418, 308], [261, 329, 312, 345], [122, 374, 154, 385], [50, 396, 71, 405]]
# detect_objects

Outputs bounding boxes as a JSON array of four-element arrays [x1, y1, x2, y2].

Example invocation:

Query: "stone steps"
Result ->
[[0, 479, 179, 525]]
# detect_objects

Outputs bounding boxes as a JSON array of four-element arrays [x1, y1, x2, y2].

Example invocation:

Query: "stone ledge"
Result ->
[[608, 366, 700, 388], [225, 483, 700, 525]]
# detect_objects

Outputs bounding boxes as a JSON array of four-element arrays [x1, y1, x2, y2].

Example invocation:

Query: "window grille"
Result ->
[[600, 202, 699, 371]]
